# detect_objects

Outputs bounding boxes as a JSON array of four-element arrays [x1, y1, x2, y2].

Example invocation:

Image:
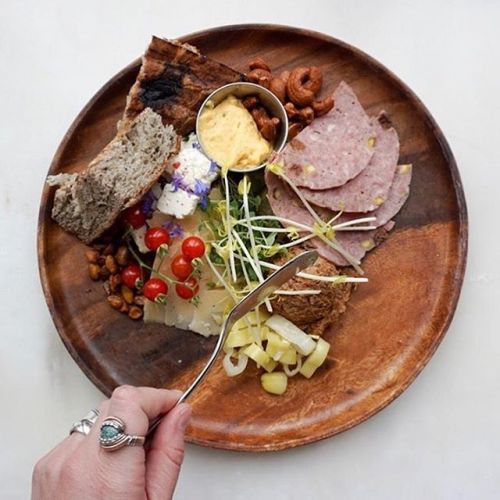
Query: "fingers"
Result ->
[[105, 386, 182, 436], [145, 403, 192, 500]]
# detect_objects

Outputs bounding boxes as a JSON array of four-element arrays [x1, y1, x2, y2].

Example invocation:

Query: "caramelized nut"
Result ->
[[105, 255, 118, 274], [303, 66, 323, 95], [128, 306, 143, 320], [279, 70, 291, 85], [269, 77, 286, 103], [247, 68, 271, 88], [121, 285, 134, 305], [242, 95, 259, 110], [88, 264, 101, 281], [286, 67, 321, 107], [115, 246, 130, 267], [312, 96, 334, 117], [248, 57, 271, 72], [85, 249, 99, 264], [285, 102, 314, 124], [288, 122, 304, 140], [107, 295, 123, 310]]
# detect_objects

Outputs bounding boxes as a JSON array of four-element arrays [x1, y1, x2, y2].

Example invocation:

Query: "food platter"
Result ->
[[38, 24, 467, 451]]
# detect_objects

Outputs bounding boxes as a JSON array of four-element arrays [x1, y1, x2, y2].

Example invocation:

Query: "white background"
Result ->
[[1, 1, 499, 498]]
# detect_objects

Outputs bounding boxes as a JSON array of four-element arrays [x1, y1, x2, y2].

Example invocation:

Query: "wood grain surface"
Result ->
[[37, 24, 467, 452]]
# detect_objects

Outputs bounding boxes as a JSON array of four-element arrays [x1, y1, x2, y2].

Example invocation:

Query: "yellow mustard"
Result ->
[[199, 95, 272, 171]]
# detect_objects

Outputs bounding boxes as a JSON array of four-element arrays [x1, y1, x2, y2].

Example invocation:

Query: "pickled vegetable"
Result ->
[[265, 315, 316, 355], [261, 372, 288, 395], [300, 338, 330, 378]]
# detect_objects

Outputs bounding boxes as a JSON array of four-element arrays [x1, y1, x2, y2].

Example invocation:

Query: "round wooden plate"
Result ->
[[38, 24, 467, 451]]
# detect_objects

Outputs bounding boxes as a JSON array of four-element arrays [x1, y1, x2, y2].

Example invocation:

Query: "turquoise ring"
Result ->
[[99, 416, 146, 451]]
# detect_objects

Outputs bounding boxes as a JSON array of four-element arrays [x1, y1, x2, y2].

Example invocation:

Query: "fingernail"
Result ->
[[177, 404, 192, 432]]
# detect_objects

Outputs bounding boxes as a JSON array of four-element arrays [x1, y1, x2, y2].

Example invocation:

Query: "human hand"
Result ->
[[32, 386, 191, 500]]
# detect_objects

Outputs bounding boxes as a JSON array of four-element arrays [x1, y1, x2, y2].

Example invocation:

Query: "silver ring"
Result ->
[[99, 416, 146, 451], [70, 409, 100, 436]]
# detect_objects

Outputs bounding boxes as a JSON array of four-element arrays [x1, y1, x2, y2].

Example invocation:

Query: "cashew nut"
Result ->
[[247, 68, 271, 88], [287, 122, 304, 140], [312, 96, 334, 117], [248, 57, 271, 72], [285, 102, 314, 125], [269, 77, 286, 103], [286, 67, 323, 107]]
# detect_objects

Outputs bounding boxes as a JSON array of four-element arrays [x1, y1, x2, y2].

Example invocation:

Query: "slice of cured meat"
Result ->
[[299, 114, 400, 212], [265, 163, 412, 266], [276, 81, 376, 189], [311, 164, 412, 265]]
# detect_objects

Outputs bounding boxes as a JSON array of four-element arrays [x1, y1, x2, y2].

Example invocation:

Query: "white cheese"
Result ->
[[156, 184, 199, 219], [131, 225, 149, 253]]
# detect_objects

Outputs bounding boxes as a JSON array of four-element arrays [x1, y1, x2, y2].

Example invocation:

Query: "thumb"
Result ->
[[145, 403, 191, 500]]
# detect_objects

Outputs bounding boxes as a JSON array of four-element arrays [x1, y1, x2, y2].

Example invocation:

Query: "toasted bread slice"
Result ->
[[121, 37, 245, 135]]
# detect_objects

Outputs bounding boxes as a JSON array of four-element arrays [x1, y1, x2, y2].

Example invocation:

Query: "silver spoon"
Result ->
[[147, 249, 318, 434]]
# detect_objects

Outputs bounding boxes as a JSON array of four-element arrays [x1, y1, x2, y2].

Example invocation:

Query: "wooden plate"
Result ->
[[38, 24, 467, 451]]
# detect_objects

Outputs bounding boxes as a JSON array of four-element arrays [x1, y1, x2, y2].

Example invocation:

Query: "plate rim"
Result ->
[[37, 23, 468, 452]]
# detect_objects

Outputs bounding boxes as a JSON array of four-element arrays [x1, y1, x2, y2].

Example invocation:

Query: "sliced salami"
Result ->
[[299, 114, 400, 212], [276, 81, 376, 189]]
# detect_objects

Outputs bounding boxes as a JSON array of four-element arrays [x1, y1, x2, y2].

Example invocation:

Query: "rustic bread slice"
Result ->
[[48, 108, 179, 243], [120, 36, 245, 135]]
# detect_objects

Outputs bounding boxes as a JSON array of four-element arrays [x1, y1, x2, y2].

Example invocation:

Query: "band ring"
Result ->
[[70, 409, 100, 436], [99, 416, 146, 451]]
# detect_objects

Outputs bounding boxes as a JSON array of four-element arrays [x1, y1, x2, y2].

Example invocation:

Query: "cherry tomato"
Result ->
[[122, 204, 146, 229], [145, 227, 171, 251], [143, 278, 168, 302], [181, 236, 206, 261], [171, 254, 193, 281], [175, 277, 200, 300], [121, 264, 142, 289]]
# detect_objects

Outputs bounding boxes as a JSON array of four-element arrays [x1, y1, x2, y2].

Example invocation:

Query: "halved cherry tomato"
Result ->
[[143, 278, 168, 302], [121, 264, 142, 289], [122, 205, 146, 229], [145, 227, 171, 251], [175, 277, 200, 300], [171, 254, 193, 281], [181, 236, 206, 261]]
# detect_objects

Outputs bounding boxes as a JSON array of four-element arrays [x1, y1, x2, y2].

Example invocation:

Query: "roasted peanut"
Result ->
[[88, 264, 101, 281], [109, 274, 122, 293], [248, 58, 271, 72], [107, 295, 123, 310], [115, 246, 130, 267], [99, 266, 110, 279], [128, 306, 143, 320], [312, 96, 334, 117], [285, 102, 314, 125], [102, 243, 115, 256], [85, 249, 99, 264], [269, 77, 286, 103], [105, 255, 118, 274], [134, 295, 146, 307], [119, 302, 130, 314], [247, 68, 271, 88], [286, 67, 322, 107], [121, 285, 134, 305], [287, 122, 304, 140]]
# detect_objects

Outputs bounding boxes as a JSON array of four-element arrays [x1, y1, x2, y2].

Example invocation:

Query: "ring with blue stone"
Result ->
[[99, 416, 146, 451]]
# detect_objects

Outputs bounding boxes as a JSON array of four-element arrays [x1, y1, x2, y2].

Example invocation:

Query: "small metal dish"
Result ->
[[195, 82, 288, 173]]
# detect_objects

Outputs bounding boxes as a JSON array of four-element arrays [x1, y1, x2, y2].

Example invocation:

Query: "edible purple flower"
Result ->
[[192, 141, 202, 151], [171, 171, 187, 192], [141, 190, 157, 217], [208, 160, 219, 174], [162, 220, 184, 238]]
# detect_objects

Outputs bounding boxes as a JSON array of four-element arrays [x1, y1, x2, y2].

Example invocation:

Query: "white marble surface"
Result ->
[[1, 1, 499, 498]]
